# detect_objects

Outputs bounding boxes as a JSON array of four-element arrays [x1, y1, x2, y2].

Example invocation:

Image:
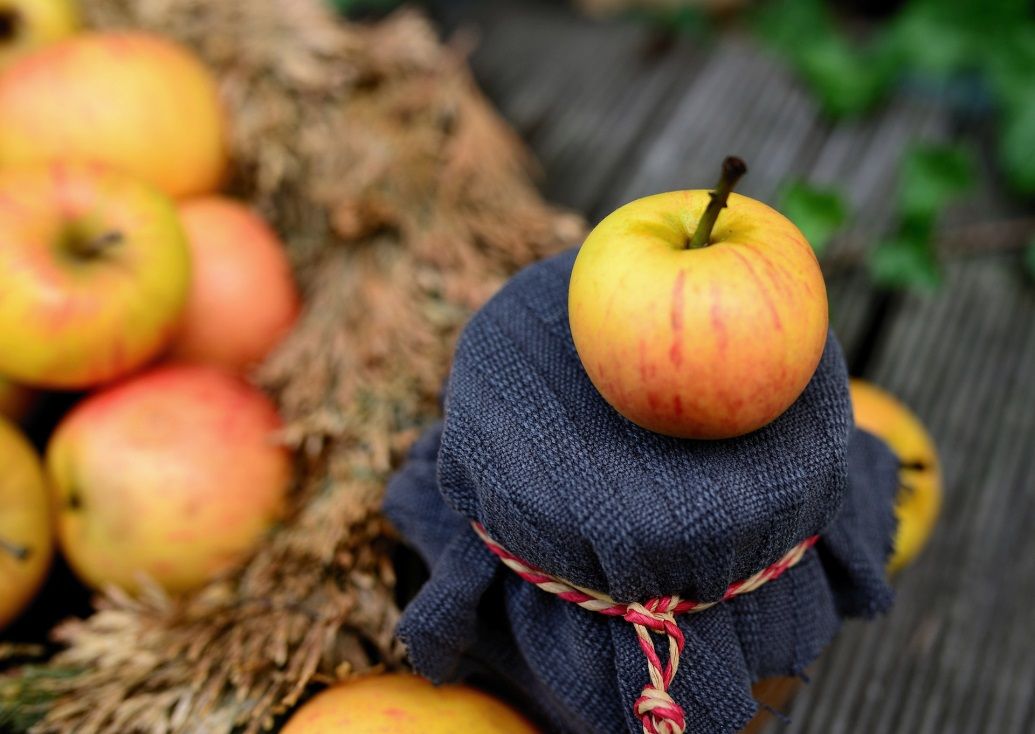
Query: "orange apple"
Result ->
[[0, 0, 78, 67], [46, 365, 291, 593], [569, 158, 828, 439], [168, 197, 300, 372], [0, 31, 229, 199], [849, 380, 941, 573], [0, 163, 190, 389], [0, 416, 52, 631], [280, 674, 538, 734]]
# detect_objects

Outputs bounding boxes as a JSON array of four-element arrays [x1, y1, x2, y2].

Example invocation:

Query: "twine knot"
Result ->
[[470, 522, 818, 734], [625, 599, 687, 734]]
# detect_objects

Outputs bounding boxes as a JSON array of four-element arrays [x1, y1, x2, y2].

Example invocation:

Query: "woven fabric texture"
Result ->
[[385, 248, 899, 734]]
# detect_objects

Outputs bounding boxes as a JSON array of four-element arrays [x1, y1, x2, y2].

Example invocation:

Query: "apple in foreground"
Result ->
[[168, 197, 300, 372], [0, 0, 78, 67], [850, 379, 941, 573], [0, 163, 190, 389], [46, 365, 291, 593], [569, 158, 828, 439], [280, 674, 538, 734], [0, 31, 228, 199], [0, 416, 52, 631]]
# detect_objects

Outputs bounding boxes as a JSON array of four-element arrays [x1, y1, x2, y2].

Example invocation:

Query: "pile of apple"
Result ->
[[0, 4, 301, 631], [0, 7, 548, 733]]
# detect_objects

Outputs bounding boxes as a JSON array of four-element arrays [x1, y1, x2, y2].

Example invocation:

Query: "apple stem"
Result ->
[[0, 536, 30, 561], [687, 156, 748, 249], [73, 230, 125, 259]]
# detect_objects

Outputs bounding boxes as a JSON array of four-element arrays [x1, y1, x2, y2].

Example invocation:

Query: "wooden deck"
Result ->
[[431, 1, 1035, 731]]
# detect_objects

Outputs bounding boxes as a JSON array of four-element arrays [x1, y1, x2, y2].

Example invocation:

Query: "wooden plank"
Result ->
[[778, 257, 1035, 733]]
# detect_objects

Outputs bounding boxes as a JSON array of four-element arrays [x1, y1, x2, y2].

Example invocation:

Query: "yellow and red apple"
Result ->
[[569, 159, 828, 439], [0, 416, 52, 631], [0, 0, 78, 67], [850, 379, 941, 573], [0, 31, 229, 199], [168, 197, 300, 372], [0, 163, 190, 389], [46, 364, 291, 594], [280, 674, 538, 734]]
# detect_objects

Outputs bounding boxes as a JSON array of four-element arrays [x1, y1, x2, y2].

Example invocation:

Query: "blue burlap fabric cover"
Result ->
[[384, 248, 899, 733]]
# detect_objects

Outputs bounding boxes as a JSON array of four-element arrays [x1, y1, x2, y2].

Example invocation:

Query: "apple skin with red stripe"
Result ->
[[568, 190, 828, 439]]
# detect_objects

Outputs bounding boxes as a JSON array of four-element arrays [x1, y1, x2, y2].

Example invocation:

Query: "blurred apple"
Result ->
[[0, 0, 78, 67], [0, 375, 36, 422], [569, 158, 828, 439], [0, 31, 229, 198], [0, 416, 52, 631], [0, 163, 190, 389], [280, 674, 538, 734], [46, 365, 291, 594], [169, 197, 300, 372], [850, 379, 942, 573]]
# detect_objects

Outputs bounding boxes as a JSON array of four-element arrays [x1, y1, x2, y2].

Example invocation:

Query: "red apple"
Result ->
[[0, 31, 229, 199], [568, 158, 828, 439], [167, 197, 300, 372], [0, 163, 190, 389], [46, 365, 291, 593]]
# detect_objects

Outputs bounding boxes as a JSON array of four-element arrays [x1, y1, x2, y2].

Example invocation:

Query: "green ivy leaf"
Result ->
[[883, 3, 975, 75], [778, 181, 848, 256], [899, 144, 974, 222], [869, 230, 941, 291], [754, 0, 895, 117], [997, 90, 1035, 195]]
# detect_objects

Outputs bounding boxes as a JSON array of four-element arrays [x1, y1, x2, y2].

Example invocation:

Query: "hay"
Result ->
[[0, 2, 583, 732]]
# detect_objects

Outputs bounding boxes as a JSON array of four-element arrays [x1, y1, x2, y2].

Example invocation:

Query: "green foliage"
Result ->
[[754, 0, 897, 116], [898, 144, 974, 222], [778, 180, 848, 255], [869, 144, 974, 290], [870, 222, 942, 290], [754, 0, 1035, 195]]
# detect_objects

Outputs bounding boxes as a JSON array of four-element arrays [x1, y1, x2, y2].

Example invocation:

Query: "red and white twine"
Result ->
[[471, 522, 819, 734]]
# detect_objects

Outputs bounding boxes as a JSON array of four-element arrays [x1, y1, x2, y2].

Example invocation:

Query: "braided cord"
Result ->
[[471, 522, 818, 734]]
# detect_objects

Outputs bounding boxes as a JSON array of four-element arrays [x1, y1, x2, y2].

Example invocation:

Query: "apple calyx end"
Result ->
[[0, 536, 31, 562], [65, 228, 126, 261], [686, 155, 748, 249]]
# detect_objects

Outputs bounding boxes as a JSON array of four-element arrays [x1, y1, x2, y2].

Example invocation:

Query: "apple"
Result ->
[[46, 364, 291, 594], [280, 674, 538, 734], [0, 0, 78, 67], [850, 379, 941, 573], [0, 416, 52, 631], [0, 31, 229, 199], [569, 158, 828, 439], [168, 197, 300, 372], [0, 163, 190, 389]]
